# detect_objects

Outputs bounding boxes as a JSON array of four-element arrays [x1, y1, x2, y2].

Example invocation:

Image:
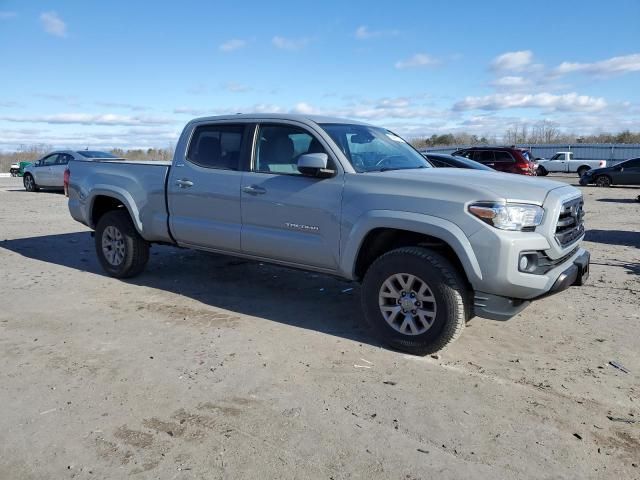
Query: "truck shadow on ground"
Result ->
[[0, 231, 379, 348], [585, 229, 640, 248], [596, 198, 640, 204]]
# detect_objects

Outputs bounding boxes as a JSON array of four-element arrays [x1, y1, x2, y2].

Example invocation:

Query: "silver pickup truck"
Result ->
[[67, 114, 590, 355]]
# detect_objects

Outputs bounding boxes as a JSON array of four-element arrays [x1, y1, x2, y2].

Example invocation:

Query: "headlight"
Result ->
[[468, 202, 544, 231]]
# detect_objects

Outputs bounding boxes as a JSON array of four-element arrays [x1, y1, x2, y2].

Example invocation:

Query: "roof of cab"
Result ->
[[189, 113, 372, 127]]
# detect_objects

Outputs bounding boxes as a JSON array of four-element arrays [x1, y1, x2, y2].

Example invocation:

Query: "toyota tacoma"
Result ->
[[66, 114, 590, 354]]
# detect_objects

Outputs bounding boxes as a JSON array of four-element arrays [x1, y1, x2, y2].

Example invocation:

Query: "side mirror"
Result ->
[[297, 153, 334, 178]]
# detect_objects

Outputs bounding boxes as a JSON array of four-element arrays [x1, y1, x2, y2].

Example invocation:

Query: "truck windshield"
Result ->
[[320, 124, 431, 172]]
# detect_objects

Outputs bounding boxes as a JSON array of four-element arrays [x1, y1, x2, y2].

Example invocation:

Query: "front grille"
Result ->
[[555, 196, 585, 247]]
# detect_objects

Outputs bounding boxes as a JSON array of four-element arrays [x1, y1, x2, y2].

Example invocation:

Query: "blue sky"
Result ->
[[1, 0, 639, 150]]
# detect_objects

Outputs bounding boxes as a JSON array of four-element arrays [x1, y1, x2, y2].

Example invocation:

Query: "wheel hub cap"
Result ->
[[378, 273, 437, 336], [102, 226, 125, 266]]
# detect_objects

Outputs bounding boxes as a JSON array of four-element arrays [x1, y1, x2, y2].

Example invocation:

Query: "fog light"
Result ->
[[519, 256, 529, 271]]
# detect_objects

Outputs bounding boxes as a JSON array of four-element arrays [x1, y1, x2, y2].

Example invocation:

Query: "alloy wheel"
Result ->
[[378, 273, 437, 336], [101, 226, 126, 266]]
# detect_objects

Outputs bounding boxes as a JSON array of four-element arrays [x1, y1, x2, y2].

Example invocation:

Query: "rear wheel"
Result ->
[[577, 166, 590, 177], [596, 175, 612, 187], [95, 210, 149, 278], [23, 174, 39, 192], [362, 247, 468, 355]]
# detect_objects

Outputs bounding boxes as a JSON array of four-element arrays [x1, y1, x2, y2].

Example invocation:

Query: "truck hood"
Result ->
[[370, 168, 569, 205]]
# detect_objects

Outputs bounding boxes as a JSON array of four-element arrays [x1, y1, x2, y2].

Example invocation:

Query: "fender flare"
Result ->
[[340, 210, 483, 285], [86, 186, 143, 234]]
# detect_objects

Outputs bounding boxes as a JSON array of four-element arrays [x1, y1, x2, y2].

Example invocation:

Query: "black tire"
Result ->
[[537, 166, 548, 176], [595, 175, 612, 188], [577, 166, 590, 178], [23, 174, 39, 192], [95, 209, 149, 278], [361, 247, 468, 355]]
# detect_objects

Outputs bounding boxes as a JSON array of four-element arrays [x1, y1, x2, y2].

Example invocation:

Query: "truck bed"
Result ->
[[67, 159, 173, 242]]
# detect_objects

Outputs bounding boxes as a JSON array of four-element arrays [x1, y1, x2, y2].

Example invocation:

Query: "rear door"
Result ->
[[167, 123, 251, 252], [474, 150, 497, 169], [50, 153, 72, 186], [493, 150, 516, 173], [240, 122, 343, 270]]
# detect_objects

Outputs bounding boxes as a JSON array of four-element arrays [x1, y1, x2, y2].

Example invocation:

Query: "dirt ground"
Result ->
[[0, 175, 638, 479]]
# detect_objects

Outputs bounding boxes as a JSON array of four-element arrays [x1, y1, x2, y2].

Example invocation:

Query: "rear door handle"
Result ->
[[175, 179, 194, 188], [242, 185, 266, 195]]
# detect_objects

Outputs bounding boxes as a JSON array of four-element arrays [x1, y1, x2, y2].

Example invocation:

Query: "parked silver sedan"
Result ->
[[23, 150, 123, 191]]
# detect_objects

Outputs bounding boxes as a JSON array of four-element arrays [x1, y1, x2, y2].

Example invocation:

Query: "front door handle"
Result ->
[[175, 179, 194, 188], [242, 185, 266, 195]]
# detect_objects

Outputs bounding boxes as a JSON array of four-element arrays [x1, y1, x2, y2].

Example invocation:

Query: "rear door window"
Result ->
[[494, 151, 515, 163], [57, 153, 73, 165], [476, 151, 496, 164], [187, 124, 245, 170]]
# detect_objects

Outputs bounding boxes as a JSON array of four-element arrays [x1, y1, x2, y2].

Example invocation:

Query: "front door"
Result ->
[[240, 123, 343, 270], [613, 159, 640, 185], [36, 154, 59, 186], [167, 123, 251, 252]]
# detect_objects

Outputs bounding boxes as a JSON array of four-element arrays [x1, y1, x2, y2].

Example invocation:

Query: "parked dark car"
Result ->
[[424, 153, 494, 170], [579, 157, 640, 187], [451, 147, 536, 175]]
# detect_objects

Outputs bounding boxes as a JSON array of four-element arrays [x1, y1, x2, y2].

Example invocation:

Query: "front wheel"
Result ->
[[361, 247, 468, 355], [23, 174, 39, 192], [537, 166, 548, 176], [596, 175, 612, 187], [95, 210, 149, 278]]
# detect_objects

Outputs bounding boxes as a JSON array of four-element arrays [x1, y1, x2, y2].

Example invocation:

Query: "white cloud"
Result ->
[[40, 11, 67, 37], [554, 53, 640, 77], [491, 50, 533, 72], [454, 92, 607, 112], [0, 11, 17, 19], [2, 113, 171, 126], [292, 102, 316, 115], [491, 76, 531, 89], [355, 25, 398, 40], [272, 36, 308, 51], [394, 53, 438, 69], [219, 39, 247, 52], [270, 97, 446, 122], [95, 101, 150, 111], [173, 107, 207, 116]]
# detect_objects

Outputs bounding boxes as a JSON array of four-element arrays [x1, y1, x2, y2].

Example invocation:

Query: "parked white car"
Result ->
[[23, 150, 123, 192], [536, 152, 606, 177]]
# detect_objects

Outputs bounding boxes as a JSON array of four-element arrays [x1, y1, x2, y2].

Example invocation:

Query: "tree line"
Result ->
[[412, 125, 640, 149]]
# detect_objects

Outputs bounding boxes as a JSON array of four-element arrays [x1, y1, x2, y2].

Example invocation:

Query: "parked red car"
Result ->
[[451, 147, 536, 175]]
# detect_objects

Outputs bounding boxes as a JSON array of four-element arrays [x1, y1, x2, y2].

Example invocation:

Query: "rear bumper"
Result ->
[[475, 250, 590, 321]]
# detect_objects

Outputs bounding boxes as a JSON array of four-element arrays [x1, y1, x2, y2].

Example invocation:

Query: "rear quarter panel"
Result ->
[[67, 160, 172, 242]]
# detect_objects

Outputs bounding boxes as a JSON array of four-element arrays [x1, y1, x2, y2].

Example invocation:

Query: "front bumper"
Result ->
[[474, 250, 590, 321], [579, 175, 593, 185]]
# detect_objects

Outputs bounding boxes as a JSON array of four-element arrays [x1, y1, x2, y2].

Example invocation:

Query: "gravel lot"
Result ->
[[0, 175, 638, 479]]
